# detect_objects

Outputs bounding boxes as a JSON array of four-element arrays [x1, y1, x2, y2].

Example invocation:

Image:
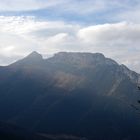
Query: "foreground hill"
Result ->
[[0, 51, 140, 140]]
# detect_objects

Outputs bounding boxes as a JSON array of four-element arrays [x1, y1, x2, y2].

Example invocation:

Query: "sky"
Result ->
[[0, 0, 140, 72]]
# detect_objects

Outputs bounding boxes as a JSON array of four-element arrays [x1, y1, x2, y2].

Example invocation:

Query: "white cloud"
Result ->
[[78, 22, 140, 45], [118, 9, 140, 23], [0, 0, 135, 16], [0, 0, 108, 13], [0, 0, 65, 11], [0, 16, 81, 62], [0, 16, 140, 73]]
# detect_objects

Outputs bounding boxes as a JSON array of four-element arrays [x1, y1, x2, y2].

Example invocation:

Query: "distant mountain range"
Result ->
[[0, 51, 140, 140]]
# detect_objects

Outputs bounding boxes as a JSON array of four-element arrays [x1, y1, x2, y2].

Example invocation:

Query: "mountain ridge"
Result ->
[[11, 51, 140, 84]]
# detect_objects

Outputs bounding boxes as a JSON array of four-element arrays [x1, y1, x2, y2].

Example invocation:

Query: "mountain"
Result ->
[[0, 51, 140, 140], [0, 121, 83, 140], [0, 121, 49, 140]]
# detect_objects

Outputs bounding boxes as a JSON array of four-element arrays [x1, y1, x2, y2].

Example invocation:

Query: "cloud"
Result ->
[[0, 0, 65, 11], [78, 22, 140, 45], [0, 16, 140, 73], [118, 9, 140, 23], [0, 0, 108, 13], [0, 16, 80, 61], [1, 0, 140, 25]]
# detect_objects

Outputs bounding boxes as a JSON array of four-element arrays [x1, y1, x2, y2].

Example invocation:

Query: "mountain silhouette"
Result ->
[[0, 52, 140, 140]]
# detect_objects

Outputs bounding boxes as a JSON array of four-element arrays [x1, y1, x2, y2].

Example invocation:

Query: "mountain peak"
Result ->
[[26, 51, 43, 60], [10, 51, 43, 67]]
